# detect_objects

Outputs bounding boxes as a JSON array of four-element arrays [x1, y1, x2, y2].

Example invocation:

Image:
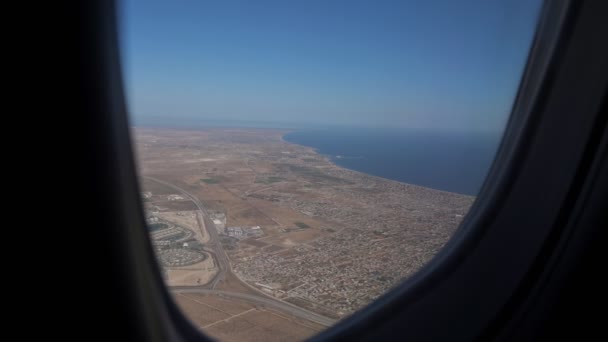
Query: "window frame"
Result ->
[[78, 0, 608, 340]]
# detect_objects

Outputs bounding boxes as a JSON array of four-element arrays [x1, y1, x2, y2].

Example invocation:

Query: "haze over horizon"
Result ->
[[121, 0, 542, 133]]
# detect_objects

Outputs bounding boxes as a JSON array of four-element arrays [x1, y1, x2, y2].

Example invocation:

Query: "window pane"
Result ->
[[121, 0, 542, 340]]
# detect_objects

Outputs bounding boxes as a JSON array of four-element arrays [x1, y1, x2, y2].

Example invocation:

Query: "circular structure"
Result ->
[[158, 248, 208, 267]]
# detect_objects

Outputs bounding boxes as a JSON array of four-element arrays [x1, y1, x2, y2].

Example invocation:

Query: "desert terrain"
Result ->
[[134, 127, 474, 341]]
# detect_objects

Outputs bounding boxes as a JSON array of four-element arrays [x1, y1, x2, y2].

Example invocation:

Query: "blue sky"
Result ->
[[121, 0, 542, 132]]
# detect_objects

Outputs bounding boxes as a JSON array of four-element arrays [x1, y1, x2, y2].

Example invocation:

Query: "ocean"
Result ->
[[283, 128, 502, 196]]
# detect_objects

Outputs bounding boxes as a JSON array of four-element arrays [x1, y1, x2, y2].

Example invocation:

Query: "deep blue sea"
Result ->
[[284, 128, 501, 196]]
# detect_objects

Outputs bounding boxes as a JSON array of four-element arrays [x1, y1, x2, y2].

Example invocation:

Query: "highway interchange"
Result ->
[[144, 176, 336, 327]]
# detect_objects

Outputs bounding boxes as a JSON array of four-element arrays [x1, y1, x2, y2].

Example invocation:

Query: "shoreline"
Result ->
[[280, 131, 476, 198], [133, 125, 475, 198]]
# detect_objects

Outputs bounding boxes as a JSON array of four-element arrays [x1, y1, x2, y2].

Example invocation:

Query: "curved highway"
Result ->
[[145, 176, 229, 289]]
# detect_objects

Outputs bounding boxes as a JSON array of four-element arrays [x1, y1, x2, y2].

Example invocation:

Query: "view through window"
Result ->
[[121, 0, 542, 340]]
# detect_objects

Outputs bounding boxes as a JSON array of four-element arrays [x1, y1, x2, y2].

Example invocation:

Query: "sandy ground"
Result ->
[[173, 293, 325, 341], [165, 256, 218, 286]]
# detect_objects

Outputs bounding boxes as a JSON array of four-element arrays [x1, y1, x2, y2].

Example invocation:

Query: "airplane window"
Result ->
[[120, 0, 543, 340]]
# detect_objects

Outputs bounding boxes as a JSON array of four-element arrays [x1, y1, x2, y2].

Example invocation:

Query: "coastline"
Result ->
[[133, 125, 475, 198], [280, 131, 476, 199]]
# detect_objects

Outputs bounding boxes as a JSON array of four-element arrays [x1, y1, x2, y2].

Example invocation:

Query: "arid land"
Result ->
[[134, 127, 474, 341]]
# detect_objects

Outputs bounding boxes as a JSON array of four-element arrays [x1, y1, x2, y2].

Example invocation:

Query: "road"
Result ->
[[144, 176, 337, 327], [172, 288, 336, 327], [144, 176, 229, 289]]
